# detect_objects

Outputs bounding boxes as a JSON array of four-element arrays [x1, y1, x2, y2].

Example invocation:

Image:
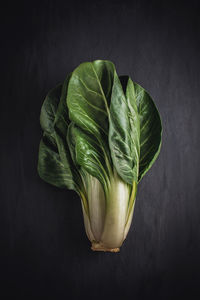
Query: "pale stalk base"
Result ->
[[91, 241, 120, 253], [82, 176, 137, 253]]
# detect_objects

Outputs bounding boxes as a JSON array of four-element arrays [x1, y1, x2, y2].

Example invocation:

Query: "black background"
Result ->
[[1, 0, 200, 299]]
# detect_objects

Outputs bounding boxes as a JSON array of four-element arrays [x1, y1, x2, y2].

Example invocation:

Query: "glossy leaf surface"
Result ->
[[38, 82, 81, 192], [68, 123, 110, 191], [109, 75, 162, 183], [67, 60, 115, 191], [38, 137, 76, 189], [135, 82, 162, 181], [109, 75, 140, 184], [67, 60, 114, 139]]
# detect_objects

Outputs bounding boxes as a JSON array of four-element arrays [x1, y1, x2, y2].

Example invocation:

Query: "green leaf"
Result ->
[[67, 60, 114, 139], [67, 60, 115, 190], [67, 122, 81, 168], [39, 60, 162, 194], [109, 75, 140, 185], [38, 82, 81, 192], [38, 137, 76, 189], [40, 83, 62, 146], [67, 123, 110, 192], [55, 74, 71, 137], [135, 83, 162, 181], [109, 76, 162, 184]]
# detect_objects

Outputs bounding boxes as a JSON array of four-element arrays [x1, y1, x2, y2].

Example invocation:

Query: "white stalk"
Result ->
[[87, 175, 106, 241], [82, 173, 137, 252], [100, 173, 130, 249], [81, 201, 95, 242]]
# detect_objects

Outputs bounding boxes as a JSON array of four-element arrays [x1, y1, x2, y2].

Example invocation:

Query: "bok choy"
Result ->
[[38, 60, 162, 252]]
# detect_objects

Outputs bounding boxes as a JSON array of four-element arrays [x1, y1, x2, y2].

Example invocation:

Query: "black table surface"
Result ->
[[1, 1, 200, 299]]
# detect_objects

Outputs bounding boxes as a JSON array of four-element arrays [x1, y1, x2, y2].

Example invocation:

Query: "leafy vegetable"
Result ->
[[38, 60, 162, 252]]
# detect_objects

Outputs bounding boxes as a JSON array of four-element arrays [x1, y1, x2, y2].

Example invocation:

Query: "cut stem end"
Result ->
[[91, 242, 120, 253]]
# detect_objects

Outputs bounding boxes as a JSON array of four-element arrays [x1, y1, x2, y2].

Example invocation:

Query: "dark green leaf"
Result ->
[[109, 75, 162, 184], [38, 81, 81, 192], [67, 122, 79, 167], [67, 60, 114, 139], [40, 84, 62, 137], [67, 123, 110, 192], [38, 138, 76, 189], [109, 75, 140, 185], [38, 60, 162, 194], [67, 60, 115, 189], [135, 83, 162, 181], [55, 74, 71, 137]]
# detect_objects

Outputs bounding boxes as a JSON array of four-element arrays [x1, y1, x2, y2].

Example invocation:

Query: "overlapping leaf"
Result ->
[[67, 60, 115, 192], [67, 123, 110, 191], [38, 137, 76, 189], [38, 59, 162, 196], [109, 75, 162, 184], [134, 83, 162, 181], [54, 74, 71, 136], [67, 60, 114, 139], [109, 75, 140, 185], [38, 79, 81, 192], [40, 84, 62, 146]]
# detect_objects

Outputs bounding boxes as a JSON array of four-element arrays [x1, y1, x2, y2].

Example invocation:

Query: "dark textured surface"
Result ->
[[1, 0, 200, 298]]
